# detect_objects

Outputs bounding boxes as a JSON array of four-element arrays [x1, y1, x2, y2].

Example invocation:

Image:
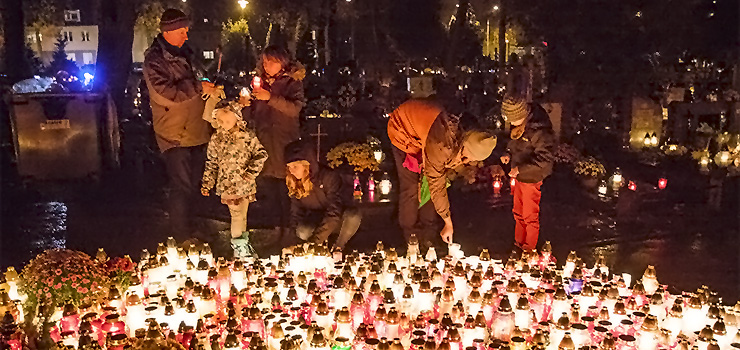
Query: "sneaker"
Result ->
[[231, 232, 257, 260]]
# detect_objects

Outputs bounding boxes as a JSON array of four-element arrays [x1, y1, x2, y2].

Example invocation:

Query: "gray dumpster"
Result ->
[[7, 92, 120, 181]]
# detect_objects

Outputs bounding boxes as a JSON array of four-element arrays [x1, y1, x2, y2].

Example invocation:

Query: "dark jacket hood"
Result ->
[[526, 103, 553, 131], [285, 139, 320, 179]]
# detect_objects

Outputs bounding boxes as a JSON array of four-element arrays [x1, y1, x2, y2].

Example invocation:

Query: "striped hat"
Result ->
[[501, 94, 530, 124], [160, 9, 190, 32]]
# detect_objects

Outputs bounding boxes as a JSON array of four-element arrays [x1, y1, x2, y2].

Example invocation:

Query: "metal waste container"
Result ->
[[7, 92, 120, 181]]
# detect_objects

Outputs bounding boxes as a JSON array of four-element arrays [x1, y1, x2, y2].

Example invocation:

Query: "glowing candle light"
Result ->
[[253, 76, 262, 90]]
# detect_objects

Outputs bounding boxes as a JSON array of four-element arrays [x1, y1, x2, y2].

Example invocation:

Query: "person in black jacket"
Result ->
[[284, 140, 362, 249], [500, 93, 555, 251]]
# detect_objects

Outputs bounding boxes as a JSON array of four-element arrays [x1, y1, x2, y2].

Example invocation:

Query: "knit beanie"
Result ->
[[501, 94, 530, 124], [160, 9, 190, 32], [462, 131, 497, 161]]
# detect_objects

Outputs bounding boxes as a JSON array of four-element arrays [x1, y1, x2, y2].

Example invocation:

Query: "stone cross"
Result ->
[[309, 123, 328, 162]]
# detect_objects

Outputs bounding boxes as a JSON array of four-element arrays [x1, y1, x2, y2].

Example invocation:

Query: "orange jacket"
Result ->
[[387, 99, 443, 157], [388, 99, 461, 219]]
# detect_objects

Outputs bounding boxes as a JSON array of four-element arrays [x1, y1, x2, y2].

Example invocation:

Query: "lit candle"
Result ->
[[253, 76, 262, 90], [491, 296, 514, 341]]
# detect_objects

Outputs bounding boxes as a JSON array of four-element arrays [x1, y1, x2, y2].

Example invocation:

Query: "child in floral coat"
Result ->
[[201, 101, 268, 259]]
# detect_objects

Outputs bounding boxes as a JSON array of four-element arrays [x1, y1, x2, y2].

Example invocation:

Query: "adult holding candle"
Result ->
[[239, 46, 306, 237], [500, 92, 555, 251], [387, 98, 497, 250]]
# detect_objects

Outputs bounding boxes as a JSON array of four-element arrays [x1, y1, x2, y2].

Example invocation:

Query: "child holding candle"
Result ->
[[201, 101, 268, 259], [239, 45, 306, 238]]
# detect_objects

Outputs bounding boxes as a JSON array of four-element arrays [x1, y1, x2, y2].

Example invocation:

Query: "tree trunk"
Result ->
[[265, 22, 273, 48], [35, 30, 43, 57], [322, 0, 333, 67], [288, 14, 305, 58], [94, 0, 136, 119], [3, 0, 31, 83], [498, 0, 507, 67], [323, 21, 331, 67]]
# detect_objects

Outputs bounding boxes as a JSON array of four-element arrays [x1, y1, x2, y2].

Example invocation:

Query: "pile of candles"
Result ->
[[2, 237, 740, 350]]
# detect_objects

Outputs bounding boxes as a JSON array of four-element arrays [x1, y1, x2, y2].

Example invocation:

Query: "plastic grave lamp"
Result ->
[[628, 181, 637, 191], [374, 150, 383, 163], [650, 133, 659, 146], [598, 182, 608, 196], [252, 76, 262, 89], [493, 178, 502, 195], [658, 178, 668, 190], [643, 133, 652, 147], [510, 178, 516, 187], [379, 172, 392, 196], [611, 168, 623, 187]]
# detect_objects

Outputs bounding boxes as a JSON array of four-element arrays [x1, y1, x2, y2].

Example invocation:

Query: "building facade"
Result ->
[[29, 3, 220, 69]]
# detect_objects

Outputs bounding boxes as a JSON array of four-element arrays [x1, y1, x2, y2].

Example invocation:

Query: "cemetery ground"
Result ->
[[1, 140, 738, 303]]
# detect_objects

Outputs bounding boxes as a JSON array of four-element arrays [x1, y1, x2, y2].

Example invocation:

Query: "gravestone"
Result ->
[[541, 102, 562, 141], [630, 97, 663, 149], [408, 77, 435, 98]]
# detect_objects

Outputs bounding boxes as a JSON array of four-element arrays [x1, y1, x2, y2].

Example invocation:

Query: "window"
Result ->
[[83, 52, 94, 65], [81, 31, 90, 42], [62, 31, 73, 42], [64, 10, 81, 22], [67, 53, 77, 62], [203, 50, 215, 60]]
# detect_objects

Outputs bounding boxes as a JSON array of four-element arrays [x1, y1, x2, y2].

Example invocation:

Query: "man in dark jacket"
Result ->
[[241, 46, 305, 231], [500, 93, 555, 250], [388, 99, 497, 247], [143, 9, 215, 239], [283, 140, 361, 249]]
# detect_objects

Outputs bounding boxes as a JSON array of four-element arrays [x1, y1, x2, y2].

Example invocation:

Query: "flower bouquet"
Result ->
[[104, 256, 136, 293], [20, 249, 109, 318], [574, 156, 606, 178], [574, 157, 606, 189], [326, 142, 380, 172]]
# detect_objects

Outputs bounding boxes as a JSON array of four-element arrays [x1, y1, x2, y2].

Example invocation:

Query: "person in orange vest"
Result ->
[[387, 99, 497, 249]]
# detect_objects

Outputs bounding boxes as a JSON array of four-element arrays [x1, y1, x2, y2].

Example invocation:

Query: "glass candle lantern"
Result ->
[[513, 294, 531, 331], [491, 296, 514, 341], [642, 266, 659, 295]]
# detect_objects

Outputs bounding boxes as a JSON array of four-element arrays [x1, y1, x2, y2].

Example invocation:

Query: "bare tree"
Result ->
[[24, 0, 63, 56], [2, 0, 31, 82], [94, 0, 137, 118]]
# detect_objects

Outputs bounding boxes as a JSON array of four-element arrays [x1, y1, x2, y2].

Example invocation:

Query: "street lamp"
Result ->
[[238, 0, 248, 9]]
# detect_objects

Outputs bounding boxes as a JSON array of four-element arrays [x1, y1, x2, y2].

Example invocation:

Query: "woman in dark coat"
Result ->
[[283, 140, 362, 250]]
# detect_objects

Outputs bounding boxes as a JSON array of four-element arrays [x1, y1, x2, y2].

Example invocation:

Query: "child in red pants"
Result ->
[[501, 94, 555, 250]]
